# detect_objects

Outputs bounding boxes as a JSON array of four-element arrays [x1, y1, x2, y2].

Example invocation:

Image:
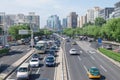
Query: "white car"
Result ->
[[16, 63, 31, 80], [69, 48, 77, 55], [29, 59, 40, 67]]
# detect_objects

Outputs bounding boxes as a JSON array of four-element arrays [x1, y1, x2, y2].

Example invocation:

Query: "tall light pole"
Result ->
[[29, 16, 34, 49]]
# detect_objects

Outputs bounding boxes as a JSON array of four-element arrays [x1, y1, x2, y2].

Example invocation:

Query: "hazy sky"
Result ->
[[0, 0, 119, 28]]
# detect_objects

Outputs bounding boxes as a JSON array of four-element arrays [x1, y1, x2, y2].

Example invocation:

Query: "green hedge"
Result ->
[[0, 48, 9, 54], [99, 48, 120, 62]]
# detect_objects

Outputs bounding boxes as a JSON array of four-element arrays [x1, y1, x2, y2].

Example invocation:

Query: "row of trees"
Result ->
[[8, 24, 53, 40], [63, 17, 120, 42]]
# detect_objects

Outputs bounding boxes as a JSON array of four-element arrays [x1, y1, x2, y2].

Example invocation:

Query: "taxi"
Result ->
[[87, 67, 101, 79]]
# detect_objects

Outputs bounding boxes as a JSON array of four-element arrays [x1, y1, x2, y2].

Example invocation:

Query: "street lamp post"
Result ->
[[29, 16, 34, 49]]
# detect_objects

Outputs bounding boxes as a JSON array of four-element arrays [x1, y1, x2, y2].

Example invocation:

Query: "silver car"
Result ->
[[69, 48, 77, 55]]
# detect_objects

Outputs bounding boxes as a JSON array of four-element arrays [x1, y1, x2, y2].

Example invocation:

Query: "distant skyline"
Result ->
[[0, 0, 119, 28]]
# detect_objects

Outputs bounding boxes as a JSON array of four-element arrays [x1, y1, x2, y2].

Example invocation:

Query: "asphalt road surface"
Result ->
[[64, 40, 120, 80], [0, 45, 31, 74], [6, 51, 57, 80]]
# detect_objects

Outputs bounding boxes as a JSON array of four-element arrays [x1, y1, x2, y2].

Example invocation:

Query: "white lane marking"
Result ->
[[89, 50, 96, 54], [21, 49, 24, 51], [36, 68, 41, 74], [18, 48, 22, 51], [90, 56, 95, 60], [27, 48, 30, 50], [12, 49, 16, 51], [100, 65, 107, 72], [78, 56, 81, 61], [79, 50, 83, 54], [84, 65, 88, 72], [43, 56, 46, 62]]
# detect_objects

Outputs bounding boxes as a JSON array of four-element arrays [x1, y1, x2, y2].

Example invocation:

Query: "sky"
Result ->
[[0, 0, 119, 28]]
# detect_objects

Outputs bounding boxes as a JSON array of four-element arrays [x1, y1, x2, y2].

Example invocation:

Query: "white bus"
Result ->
[[35, 41, 47, 54]]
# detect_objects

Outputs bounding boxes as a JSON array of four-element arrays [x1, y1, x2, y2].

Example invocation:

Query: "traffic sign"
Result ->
[[19, 30, 29, 35], [98, 38, 102, 45]]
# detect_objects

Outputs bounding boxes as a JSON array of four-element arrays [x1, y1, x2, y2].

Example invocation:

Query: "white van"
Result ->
[[16, 63, 31, 80]]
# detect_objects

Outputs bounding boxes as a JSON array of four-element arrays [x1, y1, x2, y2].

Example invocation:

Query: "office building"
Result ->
[[47, 15, 61, 31], [27, 12, 40, 32], [87, 7, 101, 23], [67, 12, 78, 28], [114, 1, 120, 18], [99, 7, 114, 20], [62, 18, 67, 29]]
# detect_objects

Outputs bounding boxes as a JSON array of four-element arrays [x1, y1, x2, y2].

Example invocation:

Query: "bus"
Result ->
[[34, 41, 47, 54]]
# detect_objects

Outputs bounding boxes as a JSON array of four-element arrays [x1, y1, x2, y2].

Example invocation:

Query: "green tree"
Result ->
[[8, 24, 30, 40], [95, 17, 106, 26]]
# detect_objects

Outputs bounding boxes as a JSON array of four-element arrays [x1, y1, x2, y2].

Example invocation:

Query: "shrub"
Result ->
[[0, 48, 9, 54]]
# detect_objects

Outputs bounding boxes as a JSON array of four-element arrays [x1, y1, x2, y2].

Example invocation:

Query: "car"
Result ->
[[16, 63, 31, 80], [29, 58, 40, 67], [45, 55, 55, 67], [72, 41, 77, 45], [48, 50, 56, 57], [104, 44, 112, 50], [87, 67, 101, 79], [88, 38, 94, 42], [69, 48, 77, 55], [31, 53, 41, 60], [50, 45, 59, 52]]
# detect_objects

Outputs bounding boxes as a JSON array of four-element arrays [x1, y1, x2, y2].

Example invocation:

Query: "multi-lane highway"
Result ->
[[7, 52, 55, 80], [64, 40, 120, 80], [0, 45, 31, 74]]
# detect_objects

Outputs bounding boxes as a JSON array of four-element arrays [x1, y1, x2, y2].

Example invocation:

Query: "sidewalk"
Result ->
[[103, 41, 120, 46], [0, 49, 34, 80]]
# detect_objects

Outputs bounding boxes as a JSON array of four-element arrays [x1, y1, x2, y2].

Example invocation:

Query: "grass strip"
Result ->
[[98, 48, 120, 62]]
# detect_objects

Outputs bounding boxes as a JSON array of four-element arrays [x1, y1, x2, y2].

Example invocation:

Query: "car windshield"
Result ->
[[32, 54, 39, 58], [31, 59, 38, 62], [90, 68, 100, 75], [71, 49, 76, 51], [35, 46, 44, 50], [46, 57, 54, 62], [18, 67, 28, 72]]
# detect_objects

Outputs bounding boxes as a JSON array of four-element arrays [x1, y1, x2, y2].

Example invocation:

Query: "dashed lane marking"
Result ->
[[83, 65, 88, 72], [90, 56, 95, 60], [78, 56, 81, 61], [100, 65, 107, 72]]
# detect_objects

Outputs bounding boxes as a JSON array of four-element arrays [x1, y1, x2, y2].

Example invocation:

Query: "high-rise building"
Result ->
[[0, 12, 40, 31], [67, 12, 78, 28], [47, 15, 61, 31], [94, 7, 101, 20], [87, 9, 94, 23], [62, 18, 67, 29], [99, 7, 114, 20], [0, 12, 5, 30], [114, 1, 120, 18], [27, 12, 40, 32], [14, 14, 26, 25], [87, 7, 101, 23], [83, 14, 87, 26], [6, 15, 16, 28]]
